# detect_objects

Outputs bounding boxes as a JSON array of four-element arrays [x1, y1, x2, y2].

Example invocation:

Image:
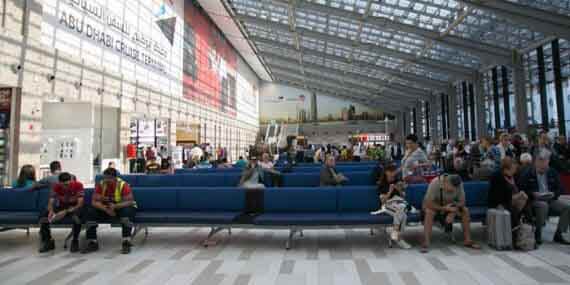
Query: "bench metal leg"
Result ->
[[299, 230, 304, 237], [228, 228, 232, 236], [26, 228, 30, 236], [383, 226, 394, 248], [286, 229, 301, 250], [145, 227, 149, 237], [203, 227, 225, 247], [370, 228, 375, 236]]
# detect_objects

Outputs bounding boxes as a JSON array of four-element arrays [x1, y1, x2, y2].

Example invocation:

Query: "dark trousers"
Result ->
[[85, 206, 136, 240], [267, 172, 283, 187], [39, 207, 85, 242]]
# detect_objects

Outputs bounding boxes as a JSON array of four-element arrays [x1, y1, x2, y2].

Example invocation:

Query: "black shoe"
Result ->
[[81, 241, 99, 254], [121, 240, 132, 254], [444, 223, 453, 233], [553, 233, 570, 245], [39, 239, 55, 253], [70, 239, 79, 253]]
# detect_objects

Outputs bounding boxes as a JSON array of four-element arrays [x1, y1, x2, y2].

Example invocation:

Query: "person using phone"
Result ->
[[320, 155, 348, 186], [421, 174, 480, 253], [517, 148, 570, 245], [83, 168, 137, 254], [38, 172, 85, 253]]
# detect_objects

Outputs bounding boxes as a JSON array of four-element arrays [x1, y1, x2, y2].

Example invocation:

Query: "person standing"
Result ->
[[400, 134, 429, 180], [83, 168, 137, 254]]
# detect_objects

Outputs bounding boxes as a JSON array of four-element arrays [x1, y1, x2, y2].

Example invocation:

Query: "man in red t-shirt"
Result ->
[[39, 172, 85, 253], [83, 168, 136, 254]]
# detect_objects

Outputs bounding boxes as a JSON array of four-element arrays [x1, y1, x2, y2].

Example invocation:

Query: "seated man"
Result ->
[[83, 168, 137, 254], [320, 155, 348, 186], [421, 174, 480, 253], [239, 155, 265, 189], [38, 172, 85, 253], [517, 148, 570, 245]]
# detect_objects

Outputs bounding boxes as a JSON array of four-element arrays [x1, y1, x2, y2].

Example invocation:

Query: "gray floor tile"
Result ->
[[0, 257, 22, 268], [425, 257, 448, 271], [522, 266, 566, 283], [399, 272, 420, 285], [65, 272, 98, 285], [127, 259, 154, 274], [233, 274, 251, 285], [279, 260, 295, 274]]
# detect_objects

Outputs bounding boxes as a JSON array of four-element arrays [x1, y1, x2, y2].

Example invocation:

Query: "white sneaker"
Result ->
[[397, 239, 412, 249]]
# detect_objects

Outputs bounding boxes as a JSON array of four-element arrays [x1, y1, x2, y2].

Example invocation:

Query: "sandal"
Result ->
[[463, 241, 481, 250]]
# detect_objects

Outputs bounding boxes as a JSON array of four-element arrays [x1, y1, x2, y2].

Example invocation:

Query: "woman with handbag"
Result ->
[[488, 157, 533, 247], [373, 164, 411, 249]]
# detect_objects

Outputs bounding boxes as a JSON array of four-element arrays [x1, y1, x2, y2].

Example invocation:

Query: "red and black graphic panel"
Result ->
[[183, 3, 237, 116]]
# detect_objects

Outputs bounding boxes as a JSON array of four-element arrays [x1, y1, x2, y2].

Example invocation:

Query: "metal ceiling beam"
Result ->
[[262, 52, 431, 98], [272, 71, 418, 107], [458, 0, 570, 40], [238, 14, 476, 78], [251, 36, 450, 91], [265, 54, 430, 97], [270, 65, 423, 102], [272, 0, 510, 64], [275, 78, 403, 113]]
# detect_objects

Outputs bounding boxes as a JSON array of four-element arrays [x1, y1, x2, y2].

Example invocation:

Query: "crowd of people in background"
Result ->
[[9, 127, 570, 253]]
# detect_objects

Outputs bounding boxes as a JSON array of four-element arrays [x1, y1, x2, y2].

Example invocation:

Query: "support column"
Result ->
[[402, 110, 408, 138], [441, 93, 447, 140], [492, 67, 501, 131], [416, 100, 424, 139], [501, 66, 511, 129], [448, 85, 459, 139], [462, 81, 470, 141], [468, 83, 477, 140], [425, 100, 430, 139], [552, 39, 566, 136], [513, 50, 529, 133], [412, 107, 419, 137], [537, 46, 549, 130], [430, 94, 440, 143], [474, 71, 487, 138]]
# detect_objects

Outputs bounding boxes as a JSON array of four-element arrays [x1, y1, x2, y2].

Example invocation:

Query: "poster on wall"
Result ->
[[183, 3, 238, 117], [0, 88, 11, 129], [41, 0, 184, 94], [259, 84, 385, 124]]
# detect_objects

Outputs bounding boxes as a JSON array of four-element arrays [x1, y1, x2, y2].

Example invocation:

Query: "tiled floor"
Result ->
[[1, 222, 570, 285]]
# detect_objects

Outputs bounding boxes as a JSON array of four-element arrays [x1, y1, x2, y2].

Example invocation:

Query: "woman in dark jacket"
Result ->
[[488, 157, 532, 244]]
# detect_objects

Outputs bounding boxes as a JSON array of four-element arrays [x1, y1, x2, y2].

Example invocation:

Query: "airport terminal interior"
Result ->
[[1, 0, 570, 284]]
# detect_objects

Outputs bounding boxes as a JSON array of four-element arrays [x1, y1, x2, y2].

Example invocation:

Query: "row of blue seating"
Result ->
[[174, 164, 377, 174], [95, 171, 377, 188], [0, 182, 489, 227]]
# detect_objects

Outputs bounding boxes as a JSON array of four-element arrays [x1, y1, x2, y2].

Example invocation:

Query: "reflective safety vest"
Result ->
[[100, 178, 126, 203]]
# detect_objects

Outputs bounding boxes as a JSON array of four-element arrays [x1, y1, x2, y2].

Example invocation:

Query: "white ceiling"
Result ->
[[196, 0, 273, 82]]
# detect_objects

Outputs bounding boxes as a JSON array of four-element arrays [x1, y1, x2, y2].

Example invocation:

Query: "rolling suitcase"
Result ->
[[487, 209, 512, 250]]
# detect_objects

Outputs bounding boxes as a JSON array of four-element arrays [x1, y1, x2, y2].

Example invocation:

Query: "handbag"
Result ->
[[514, 221, 535, 251]]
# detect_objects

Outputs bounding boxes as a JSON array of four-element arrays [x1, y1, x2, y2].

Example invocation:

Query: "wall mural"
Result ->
[[183, 3, 238, 117]]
